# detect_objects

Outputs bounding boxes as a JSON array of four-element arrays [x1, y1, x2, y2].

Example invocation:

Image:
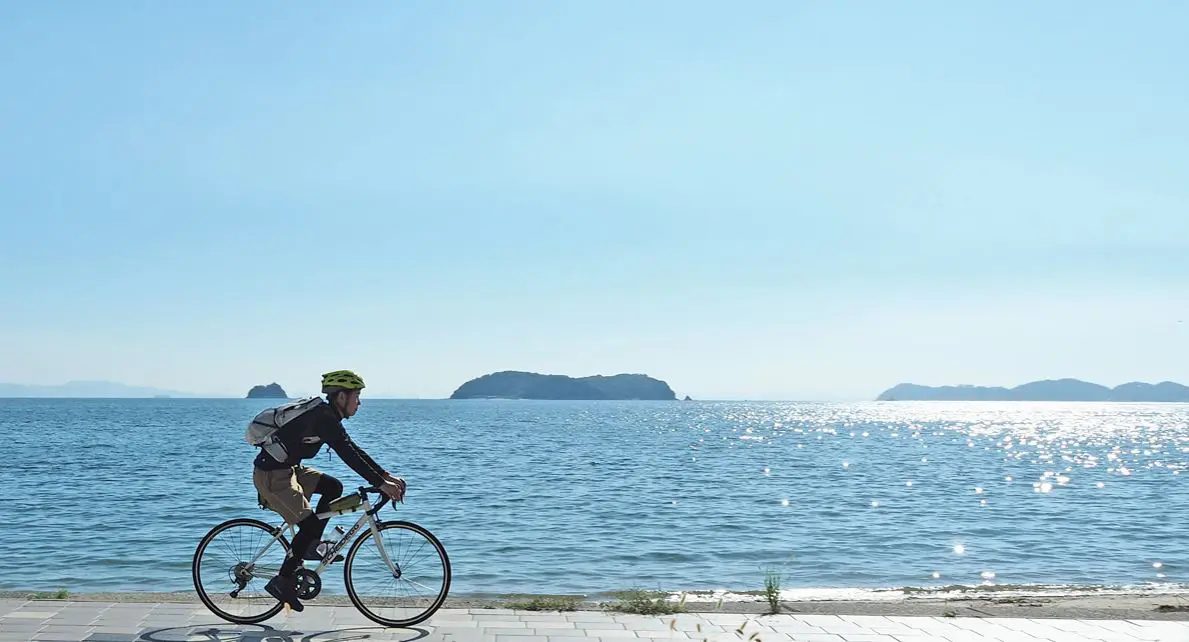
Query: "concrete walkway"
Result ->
[[2, 599, 1188, 642]]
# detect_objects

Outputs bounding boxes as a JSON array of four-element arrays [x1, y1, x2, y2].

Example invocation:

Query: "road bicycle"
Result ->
[[192, 486, 450, 627]]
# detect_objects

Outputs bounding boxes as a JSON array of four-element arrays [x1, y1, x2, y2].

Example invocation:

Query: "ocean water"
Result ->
[[2, 399, 1187, 598]]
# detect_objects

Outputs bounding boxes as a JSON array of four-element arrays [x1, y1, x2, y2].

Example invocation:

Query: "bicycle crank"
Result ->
[[294, 568, 322, 600]]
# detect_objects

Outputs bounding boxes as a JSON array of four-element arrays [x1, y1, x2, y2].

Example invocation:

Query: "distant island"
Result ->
[[450, 371, 677, 400], [246, 383, 288, 399], [877, 378, 1189, 402]]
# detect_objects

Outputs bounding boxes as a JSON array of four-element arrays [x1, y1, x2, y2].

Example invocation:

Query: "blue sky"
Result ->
[[2, 2, 1187, 399]]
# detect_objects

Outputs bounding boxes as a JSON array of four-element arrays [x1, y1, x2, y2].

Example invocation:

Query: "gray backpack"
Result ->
[[244, 397, 323, 462]]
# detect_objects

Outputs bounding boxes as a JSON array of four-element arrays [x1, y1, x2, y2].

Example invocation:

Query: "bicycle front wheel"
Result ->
[[192, 518, 289, 624], [343, 520, 451, 627]]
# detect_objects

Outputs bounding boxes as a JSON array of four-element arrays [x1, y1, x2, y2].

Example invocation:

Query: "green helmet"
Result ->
[[321, 370, 366, 393]]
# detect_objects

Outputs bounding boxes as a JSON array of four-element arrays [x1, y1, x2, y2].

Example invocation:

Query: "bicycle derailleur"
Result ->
[[228, 562, 253, 598]]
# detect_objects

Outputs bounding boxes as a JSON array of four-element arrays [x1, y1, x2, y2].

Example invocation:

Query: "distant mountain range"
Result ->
[[0, 380, 198, 398], [877, 379, 1189, 402]]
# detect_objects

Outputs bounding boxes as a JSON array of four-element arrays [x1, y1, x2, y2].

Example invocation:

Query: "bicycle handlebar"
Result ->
[[359, 486, 392, 515]]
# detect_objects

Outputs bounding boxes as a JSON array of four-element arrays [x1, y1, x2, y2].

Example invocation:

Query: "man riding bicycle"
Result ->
[[253, 369, 406, 611]]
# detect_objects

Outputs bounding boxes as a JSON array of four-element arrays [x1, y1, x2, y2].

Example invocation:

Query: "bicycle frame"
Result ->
[[245, 492, 400, 578]]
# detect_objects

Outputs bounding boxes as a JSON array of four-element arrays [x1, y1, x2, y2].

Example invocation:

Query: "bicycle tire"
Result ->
[[192, 517, 289, 624], [343, 520, 451, 627]]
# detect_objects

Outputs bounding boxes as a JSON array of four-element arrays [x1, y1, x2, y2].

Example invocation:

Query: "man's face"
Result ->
[[341, 390, 362, 418]]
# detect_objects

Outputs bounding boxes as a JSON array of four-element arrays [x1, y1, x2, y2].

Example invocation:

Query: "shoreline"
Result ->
[[3, 589, 1187, 621]]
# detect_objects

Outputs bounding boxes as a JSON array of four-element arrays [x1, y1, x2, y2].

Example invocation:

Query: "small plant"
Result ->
[[942, 608, 957, 618], [732, 620, 765, 642], [762, 568, 782, 614], [606, 589, 686, 615], [30, 589, 69, 600], [507, 596, 580, 611]]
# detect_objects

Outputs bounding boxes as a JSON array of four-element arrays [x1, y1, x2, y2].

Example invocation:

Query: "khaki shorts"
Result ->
[[253, 465, 325, 524]]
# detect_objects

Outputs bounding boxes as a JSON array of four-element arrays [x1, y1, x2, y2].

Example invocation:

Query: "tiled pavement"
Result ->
[[1, 599, 1187, 642]]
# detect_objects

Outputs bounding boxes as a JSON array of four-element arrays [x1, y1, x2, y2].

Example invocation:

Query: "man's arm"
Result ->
[[355, 447, 389, 480], [319, 421, 387, 487]]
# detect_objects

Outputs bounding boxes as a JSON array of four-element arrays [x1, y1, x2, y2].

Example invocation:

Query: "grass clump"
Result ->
[[507, 595, 581, 611], [606, 589, 686, 615], [762, 568, 782, 614], [30, 589, 69, 600]]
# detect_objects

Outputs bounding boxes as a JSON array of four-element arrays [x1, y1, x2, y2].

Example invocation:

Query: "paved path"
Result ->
[[2, 599, 1188, 642]]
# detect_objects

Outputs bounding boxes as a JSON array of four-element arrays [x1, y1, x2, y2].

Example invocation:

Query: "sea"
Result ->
[[2, 399, 1186, 600]]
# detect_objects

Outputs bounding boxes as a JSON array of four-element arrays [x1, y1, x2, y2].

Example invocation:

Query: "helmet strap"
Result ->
[[328, 391, 347, 419]]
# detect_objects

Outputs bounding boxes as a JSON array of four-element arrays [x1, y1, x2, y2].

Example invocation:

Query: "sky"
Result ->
[[1, 2, 1187, 400]]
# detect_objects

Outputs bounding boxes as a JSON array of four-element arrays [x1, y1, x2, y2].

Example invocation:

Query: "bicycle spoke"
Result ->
[[402, 578, 441, 594], [400, 539, 429, 566]]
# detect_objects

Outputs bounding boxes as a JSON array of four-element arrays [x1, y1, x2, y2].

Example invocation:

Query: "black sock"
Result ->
[[314, 475, 344, 515], [282, 513, 327, 576]]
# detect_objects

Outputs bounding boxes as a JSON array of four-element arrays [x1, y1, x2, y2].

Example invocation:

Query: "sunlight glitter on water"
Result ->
[[7, 398, 1189, 594]]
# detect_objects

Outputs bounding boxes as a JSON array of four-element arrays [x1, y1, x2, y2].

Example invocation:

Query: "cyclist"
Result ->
[[253, 369, 406, 611]]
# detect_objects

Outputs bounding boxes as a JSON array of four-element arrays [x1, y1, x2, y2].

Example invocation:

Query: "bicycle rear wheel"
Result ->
[[343, 520, 451, 627], [192, 518, 289, 624]]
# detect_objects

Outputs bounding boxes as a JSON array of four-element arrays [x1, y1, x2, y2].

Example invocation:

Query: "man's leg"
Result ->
[[281, 466, 330, 577], [283, 516, 327, 574], [297, 466, 343, 515], [254, 467, 321, 611], [295, 467, 343, 560]]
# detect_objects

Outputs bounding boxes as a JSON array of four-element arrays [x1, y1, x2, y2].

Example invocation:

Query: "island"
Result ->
[[450, 371, 677, 400], [246, 383, 288, 399], [876, 378, 1189, 402]]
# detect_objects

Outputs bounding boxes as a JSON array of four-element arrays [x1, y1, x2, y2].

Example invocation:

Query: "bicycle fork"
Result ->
[[369, 518, 402, 579]]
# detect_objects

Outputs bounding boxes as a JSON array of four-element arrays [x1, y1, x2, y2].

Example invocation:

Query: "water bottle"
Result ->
[[315, 528, 346, 559]]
